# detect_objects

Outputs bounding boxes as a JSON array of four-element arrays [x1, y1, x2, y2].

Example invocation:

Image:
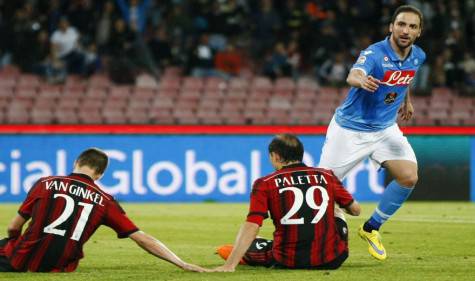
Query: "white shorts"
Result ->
[[319, 117, 417, 180]]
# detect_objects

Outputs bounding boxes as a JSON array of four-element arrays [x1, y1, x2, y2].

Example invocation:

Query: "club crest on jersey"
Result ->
[[384, 92, 398, 104], [381, 70, 415, 86]]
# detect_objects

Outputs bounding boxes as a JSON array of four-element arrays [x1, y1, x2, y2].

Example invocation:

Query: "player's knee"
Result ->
[[396, 172, 418, 187]]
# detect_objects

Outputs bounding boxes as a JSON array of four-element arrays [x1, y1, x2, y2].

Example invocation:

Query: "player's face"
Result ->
[[389, 12, 421, 49]]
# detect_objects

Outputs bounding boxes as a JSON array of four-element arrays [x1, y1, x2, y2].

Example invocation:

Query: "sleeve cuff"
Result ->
[[246, 212, 268, 227], [339, 199, 354, 208], [117, 228, 140, 239], [18, 211, 31, 220], [351, 67, 367, 76]]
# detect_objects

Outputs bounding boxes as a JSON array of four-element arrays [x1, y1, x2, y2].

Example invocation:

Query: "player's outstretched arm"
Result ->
[[346, 69, 380, 92], [213, 222, 260, 272], [129, 231, 209, 272]]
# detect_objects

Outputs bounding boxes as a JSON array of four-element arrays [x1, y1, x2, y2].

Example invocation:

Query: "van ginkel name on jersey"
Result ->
[[45, 180, 105, 206]]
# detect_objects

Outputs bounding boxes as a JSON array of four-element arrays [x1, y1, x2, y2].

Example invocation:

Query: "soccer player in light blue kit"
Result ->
[[319, 5, 425, 260]]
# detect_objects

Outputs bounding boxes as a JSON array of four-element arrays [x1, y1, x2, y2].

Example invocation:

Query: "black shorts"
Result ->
[[0, 238, 16, 272], [243, 217, 349, 270]]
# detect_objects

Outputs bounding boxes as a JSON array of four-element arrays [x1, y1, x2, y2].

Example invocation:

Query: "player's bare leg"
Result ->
[[384, 160, 418, 188], [360, 160, 417, 260]]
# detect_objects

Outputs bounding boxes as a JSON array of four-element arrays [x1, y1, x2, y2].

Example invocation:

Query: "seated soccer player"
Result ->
[[214, 134, 361, 271], [0, 148, 207, 273]]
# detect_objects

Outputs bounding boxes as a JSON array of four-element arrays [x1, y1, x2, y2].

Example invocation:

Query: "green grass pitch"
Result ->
[[0, 202, 474, 281]]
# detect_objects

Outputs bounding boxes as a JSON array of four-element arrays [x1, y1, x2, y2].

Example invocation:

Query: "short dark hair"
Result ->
[[391, 5, 423, 29], [268, 134, 304, 163], [76, 148, 108, 175]]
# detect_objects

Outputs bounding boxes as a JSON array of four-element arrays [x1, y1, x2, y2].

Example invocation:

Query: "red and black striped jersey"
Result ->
[[246, 163, 354, 268], [4, 173, 138, 272]]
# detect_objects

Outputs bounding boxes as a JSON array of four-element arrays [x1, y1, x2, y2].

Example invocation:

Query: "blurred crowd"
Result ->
[[0, 0, 474, 93]]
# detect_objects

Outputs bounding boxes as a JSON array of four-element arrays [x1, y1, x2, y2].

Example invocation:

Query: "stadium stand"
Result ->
[[0, 1, 473, 125], [0, 66, 474, 125]]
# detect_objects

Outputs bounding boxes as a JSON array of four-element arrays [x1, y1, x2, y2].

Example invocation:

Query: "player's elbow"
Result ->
[[345, 75, 352, 86], [346, 75, 360, 88], [130, 231, 149, 246], [346, 69, 364, 87], [131, 232, 158, 255]]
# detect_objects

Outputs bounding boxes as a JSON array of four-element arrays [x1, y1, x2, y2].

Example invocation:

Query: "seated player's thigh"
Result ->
[[243, 238, 274, 267], [334, 217, 348, 242]]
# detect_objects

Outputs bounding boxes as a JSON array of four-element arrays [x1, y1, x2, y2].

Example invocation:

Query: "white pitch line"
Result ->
[[389, 217, 475, 224]]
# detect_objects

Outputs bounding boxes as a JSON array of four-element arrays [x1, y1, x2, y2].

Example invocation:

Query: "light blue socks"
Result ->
[[365, 180, 414, 231]]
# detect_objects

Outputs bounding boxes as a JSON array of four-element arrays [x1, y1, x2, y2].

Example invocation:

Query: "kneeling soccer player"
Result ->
[[0, 148, 207, 273], [214, 134, 361, 272]]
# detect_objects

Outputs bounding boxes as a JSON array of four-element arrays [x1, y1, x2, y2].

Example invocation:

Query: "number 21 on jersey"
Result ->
[[43, 194, 94, 241]]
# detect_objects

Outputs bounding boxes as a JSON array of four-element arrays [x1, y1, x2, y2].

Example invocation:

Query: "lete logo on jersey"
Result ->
[[380, 70, 415, 86]]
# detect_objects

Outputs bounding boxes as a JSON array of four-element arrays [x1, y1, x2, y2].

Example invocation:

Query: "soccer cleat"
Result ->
[[215, 244, 247, 265], [358, 224, 387, 260]]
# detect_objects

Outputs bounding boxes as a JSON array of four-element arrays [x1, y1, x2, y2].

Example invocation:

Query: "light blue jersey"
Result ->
[[335, 37, 426, 132]]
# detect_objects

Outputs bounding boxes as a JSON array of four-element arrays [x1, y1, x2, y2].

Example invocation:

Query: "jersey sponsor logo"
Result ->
[[356, 55, 366, 64], [381, 70, 415, 86], [384, 92, 398, 104], [362, 50, 373, 55]]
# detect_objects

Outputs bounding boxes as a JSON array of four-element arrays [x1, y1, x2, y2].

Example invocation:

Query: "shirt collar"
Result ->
[[384, 36, 414, 62], [282, 162, 307, 169], [69, 173, 95, 182]]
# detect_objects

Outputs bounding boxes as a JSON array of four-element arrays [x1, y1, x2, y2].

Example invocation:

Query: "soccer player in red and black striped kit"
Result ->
[[0, 148, 207, 273], [215, 134, 361, 271]]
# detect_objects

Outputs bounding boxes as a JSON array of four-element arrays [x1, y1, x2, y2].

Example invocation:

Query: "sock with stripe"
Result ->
[[363, 180, 414, 232]]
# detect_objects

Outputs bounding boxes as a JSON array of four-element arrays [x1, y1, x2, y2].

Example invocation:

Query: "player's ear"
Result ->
[[92, 171, 103, 181], [269, 152, 276, 161], [91, 170, 104, 181], [270, 152, 282, 163], [389, 23, 393, 33]]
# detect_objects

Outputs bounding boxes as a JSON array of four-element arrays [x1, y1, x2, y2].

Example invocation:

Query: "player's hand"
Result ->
[[181, 262, 211, 272], [360, 75, 380, 92], [212, 265, 235, 272], [399, 100, 414, 121]]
